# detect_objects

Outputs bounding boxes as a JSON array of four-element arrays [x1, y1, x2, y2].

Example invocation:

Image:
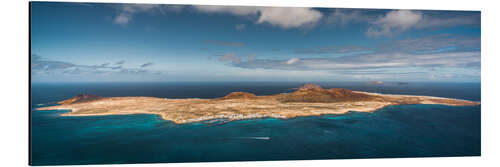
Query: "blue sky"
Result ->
[[30, 2, 480, 82]]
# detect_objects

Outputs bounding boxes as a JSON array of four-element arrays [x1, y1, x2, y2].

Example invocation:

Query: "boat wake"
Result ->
[[234, 136, 271, 140]]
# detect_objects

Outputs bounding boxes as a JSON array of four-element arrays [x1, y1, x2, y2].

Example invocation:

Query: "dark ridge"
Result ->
[[277, 85, 375, 103], [221, 92, 257, 100], [297, 83, 322, 90], [58, 94, 103, 105]]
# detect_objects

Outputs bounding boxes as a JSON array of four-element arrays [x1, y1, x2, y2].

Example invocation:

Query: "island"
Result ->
[[36, 84, 480, 124]]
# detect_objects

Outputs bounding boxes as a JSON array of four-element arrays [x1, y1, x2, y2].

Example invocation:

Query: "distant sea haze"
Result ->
[[30, 82, 480, 165], [31, 81, 481, 101]]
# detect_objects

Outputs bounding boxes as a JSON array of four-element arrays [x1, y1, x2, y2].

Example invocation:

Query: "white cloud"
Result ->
[[378, 10, 422, 29], [113, 4, 323, 29], [112, 4, 185, 26], [235, 24, 246, 31], [233, 51, 480, 71], [383, 34, 480, 53], [113, 4, 159, 26], [193, 5, 323, 29], [326, 9, 374, 26], [31, 54, 165, 76], [219, 53, 241, 64], [285, 58, 300, 65], [324, 9, 479, 37], [415, 13, 480, 29], [256, 7, 322, 29], [366, 10, 423, 37], [114, 14, 132, 25], [217, 51, 480, 81], [193, 5, 260, 15], [218, 53, 256, 65]]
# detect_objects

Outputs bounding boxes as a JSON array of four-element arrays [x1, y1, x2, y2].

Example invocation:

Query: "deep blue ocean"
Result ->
[[30, 82, 481, 165]]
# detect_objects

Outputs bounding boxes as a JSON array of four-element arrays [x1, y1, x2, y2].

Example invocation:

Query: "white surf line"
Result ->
[[234, 136, 271, 140], [35, 101, 57, 106]]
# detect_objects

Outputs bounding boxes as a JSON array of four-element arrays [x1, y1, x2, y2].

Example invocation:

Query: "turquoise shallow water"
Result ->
[[30, 82, 480, 165]]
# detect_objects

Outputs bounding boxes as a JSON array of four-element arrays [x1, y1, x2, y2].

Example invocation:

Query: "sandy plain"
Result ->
[[36, 84, 480, 124]]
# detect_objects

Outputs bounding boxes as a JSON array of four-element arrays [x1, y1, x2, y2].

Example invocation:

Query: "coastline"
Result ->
[[36, 87, 479, 124], [40, 104, 391, 124], [353, 91, 481, 105]]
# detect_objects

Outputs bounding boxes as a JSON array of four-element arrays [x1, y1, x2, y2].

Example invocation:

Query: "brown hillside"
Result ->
[[276, 85, 375, 103], [222, 92, 257, 100], [298, 83, 322, 90], [58, 94, 103, 105]]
